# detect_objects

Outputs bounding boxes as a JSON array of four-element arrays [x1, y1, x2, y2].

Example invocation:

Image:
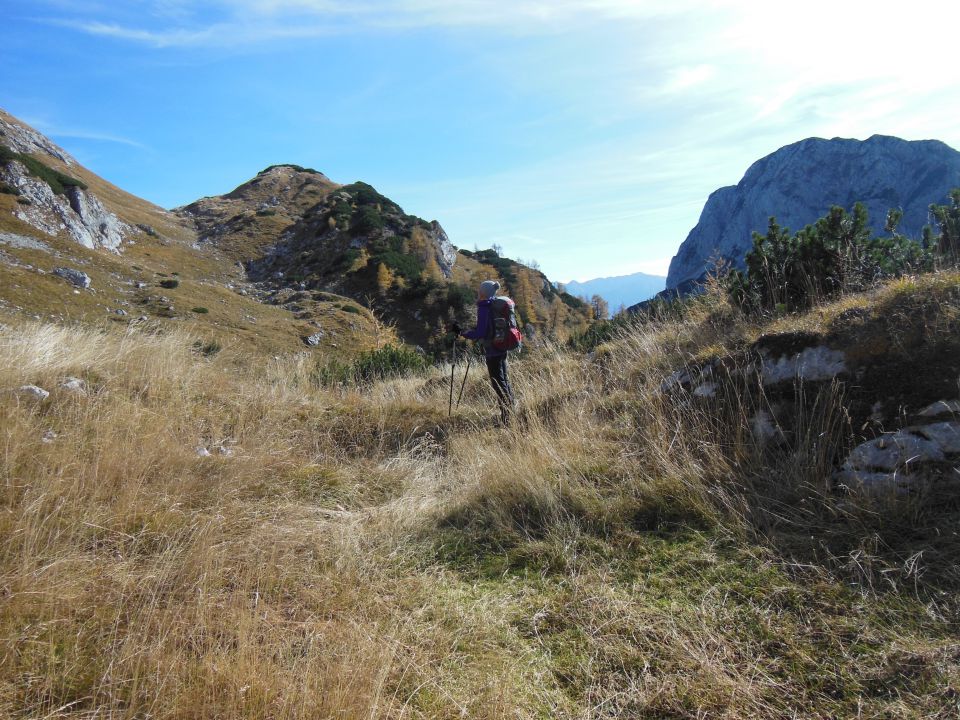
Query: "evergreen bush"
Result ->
[[728, 203, 934, 312], [0, 144, 87, 195]]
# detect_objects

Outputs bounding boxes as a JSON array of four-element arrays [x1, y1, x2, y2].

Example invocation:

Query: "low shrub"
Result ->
[[352, 344, 426, 383], [0, 144, 87, 195], [159, 279, 179, 289], [313, 344, 426, 386], [191, 339, 221, 356], [191, 307, 209, 314]]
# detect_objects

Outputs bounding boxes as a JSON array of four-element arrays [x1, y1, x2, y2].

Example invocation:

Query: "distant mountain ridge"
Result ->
[[564, 271, 665, 315], [667, 135, 960, 292], [0, 108, 592, 352]]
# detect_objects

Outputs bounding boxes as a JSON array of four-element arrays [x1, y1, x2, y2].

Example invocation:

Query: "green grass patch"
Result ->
[[313, 344, 426, 386], [191, 339, 221, 357], [0, 144, 87, 195]]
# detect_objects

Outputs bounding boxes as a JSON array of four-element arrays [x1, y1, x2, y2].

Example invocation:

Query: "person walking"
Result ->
[[452, 280, 516, 425]]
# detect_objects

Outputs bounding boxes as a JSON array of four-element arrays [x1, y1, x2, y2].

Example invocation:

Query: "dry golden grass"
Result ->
[[2, 272, 959, 718]]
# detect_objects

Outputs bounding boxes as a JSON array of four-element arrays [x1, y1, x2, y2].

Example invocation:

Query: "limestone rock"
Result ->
[[666, 135, 960, 291], [18, 384, 49, 400], [304, 332, 324, 346], [918, 400, 960, 418], [1, 111, 131, 251], [692, 382, 717, 398], [0, 161, 130, 252], [61, 377, 85, 392], [53, 267, 91, 288], [915, 422, 960, 454], [761, 345, 847, 386], [835, 422, 959, 491], [428, 220, 458, 278], [0, 232, 53, 253], [843, 431, 944, 472]]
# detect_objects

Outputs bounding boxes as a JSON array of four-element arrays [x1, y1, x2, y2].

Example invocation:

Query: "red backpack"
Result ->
[[488, 296, 523, 351]]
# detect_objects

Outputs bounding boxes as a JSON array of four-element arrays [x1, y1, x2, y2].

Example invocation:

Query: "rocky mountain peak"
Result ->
[[666, 135, 960, 292], [0, 109, 132, 252]]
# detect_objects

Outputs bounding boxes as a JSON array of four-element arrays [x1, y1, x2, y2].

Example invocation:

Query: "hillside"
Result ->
[[667, 135, 960, 292], [3, 268, 958, 718], [0, 109, 390, 356], [178, 171, 592, 347], [0, 109, 587, 356], [564, 270, 666, 315]]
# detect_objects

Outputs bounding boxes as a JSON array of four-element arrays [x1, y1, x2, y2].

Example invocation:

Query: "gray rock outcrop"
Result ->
[[53, 267, 92, 288], [0, 160, 130, 252], [835, 419, 959, 491], [1, 111, 131, 252], [0, 110, 76, 166], [428, 221, 457, 279], [666, 135, 960, 291], [18, 385, 50, 400]]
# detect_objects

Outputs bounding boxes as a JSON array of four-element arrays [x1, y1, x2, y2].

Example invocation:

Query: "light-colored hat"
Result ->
[[479, 280, 500, 299]]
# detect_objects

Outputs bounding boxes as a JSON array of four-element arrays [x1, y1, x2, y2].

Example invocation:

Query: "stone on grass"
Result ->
[[61, 377, 85, 392], [692, 382, 717, 398], [915, 422, 960, 454], [53, 267, 91, 289], [918, 400, 960, 418], [18, 384, 49, 400], [761, 345, 847, 386], [843, 430, 944, 472]]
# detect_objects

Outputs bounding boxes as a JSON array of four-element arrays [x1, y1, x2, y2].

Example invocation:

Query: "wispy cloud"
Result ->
[[51, 20, 216, 47], [37, 0, 701, 47], [25, 117, 150, 150]]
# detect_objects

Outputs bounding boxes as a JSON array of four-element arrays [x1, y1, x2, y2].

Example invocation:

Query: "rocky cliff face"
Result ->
[[0, 111, 132, 252], [667, 135, 960, 291]]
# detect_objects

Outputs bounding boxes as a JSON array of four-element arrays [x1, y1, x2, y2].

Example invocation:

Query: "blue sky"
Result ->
[[3, 1, 959, 283]]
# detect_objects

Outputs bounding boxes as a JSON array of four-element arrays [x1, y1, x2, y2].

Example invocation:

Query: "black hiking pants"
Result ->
[[485, 354, 514, 422]]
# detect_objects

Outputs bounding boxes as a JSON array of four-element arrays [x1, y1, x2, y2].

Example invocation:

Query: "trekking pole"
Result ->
[[455, 345, 473, 410], [448, 337, 457, 417]]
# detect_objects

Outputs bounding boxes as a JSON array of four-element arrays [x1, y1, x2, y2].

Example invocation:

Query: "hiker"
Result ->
[[450, 280, 517, 424]]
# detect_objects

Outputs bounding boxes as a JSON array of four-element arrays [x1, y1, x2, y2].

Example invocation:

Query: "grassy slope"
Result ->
[[0, 152, 390, 356], [2, 271, 958, 719]]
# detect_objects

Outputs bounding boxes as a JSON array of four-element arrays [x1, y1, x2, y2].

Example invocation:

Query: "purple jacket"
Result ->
[[461, 298, 505, 357]]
